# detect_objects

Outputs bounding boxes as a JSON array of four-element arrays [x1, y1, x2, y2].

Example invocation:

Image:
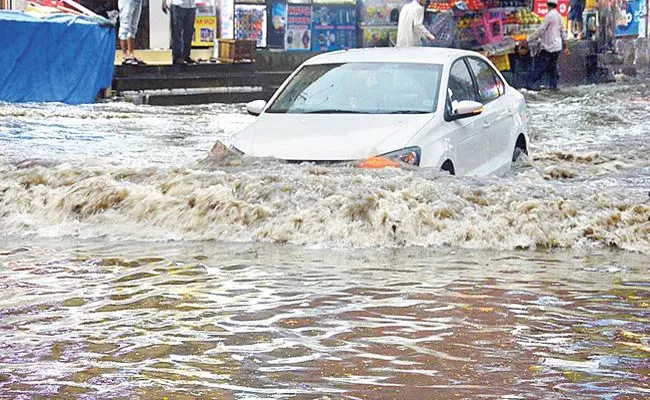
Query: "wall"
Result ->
[[149, 0, 170, 49], [11, 0, 26, 9]]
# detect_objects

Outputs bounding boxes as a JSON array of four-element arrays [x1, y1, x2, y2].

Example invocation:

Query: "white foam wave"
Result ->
[[1, 161, 648, 252]]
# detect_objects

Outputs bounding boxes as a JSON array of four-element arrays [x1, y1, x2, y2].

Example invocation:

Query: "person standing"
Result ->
[[526, 0, 567, 90], [118, 0, 146, 64], [396, 0, 436, 48], [568, 0, 585, 38], [427, 1, 467, 48], [162, 0, 197, 64]]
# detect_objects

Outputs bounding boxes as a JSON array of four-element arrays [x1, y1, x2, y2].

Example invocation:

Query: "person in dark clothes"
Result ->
[[526, 0, 568, 90], [162, 0, 197, 64], [427, 1, 467, 48], [568, 0, 585, 38]]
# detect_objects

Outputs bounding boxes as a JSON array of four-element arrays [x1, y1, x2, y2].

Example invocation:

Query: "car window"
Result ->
[[266, 62, 443, 114], [448, 59, 478, 104], [467, 57, 505, 103]]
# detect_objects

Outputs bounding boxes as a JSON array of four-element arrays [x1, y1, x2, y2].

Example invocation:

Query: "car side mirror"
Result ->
[[246, 100, 267, 116], [449, 100, 483, 120]]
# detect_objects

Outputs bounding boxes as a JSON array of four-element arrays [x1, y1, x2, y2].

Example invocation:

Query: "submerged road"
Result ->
[[0, 80, 649, 399]]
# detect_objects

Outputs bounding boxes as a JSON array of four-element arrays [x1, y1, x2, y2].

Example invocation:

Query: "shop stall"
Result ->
[[359, 0, 405, 47], [426, 0, 547, 71]]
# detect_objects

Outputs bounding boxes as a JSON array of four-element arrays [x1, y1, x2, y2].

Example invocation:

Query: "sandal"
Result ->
[[122, 58, 138, 65]]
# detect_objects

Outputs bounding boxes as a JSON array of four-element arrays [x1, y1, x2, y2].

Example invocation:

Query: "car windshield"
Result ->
[[266, 62, 442, 114]]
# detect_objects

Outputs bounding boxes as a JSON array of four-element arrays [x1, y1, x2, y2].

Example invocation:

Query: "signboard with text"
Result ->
[[311, 5, 357, 51], [533, 0, 569, 27], [193, 16, 217, 46], [286, 5, 312, 50], [615, 0, 643, 37]]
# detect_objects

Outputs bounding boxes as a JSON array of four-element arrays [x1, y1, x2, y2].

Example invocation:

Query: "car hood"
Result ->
[[231, 113, 434, 161]]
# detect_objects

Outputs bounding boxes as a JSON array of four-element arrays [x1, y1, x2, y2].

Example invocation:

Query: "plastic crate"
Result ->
[[217, 39, 256, 63], [470, 13, 503, 45], [490, 53, 510, 71]]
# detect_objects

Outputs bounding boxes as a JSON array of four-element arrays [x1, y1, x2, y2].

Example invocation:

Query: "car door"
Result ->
[[466, 57, 512, 171], [445, 58, 489, 176]]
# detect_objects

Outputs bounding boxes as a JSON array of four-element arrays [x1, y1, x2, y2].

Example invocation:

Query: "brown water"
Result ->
[[1, 81, 649, 399]]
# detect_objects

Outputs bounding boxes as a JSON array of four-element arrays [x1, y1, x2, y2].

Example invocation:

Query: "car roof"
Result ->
[[302, 47, 482, 66]]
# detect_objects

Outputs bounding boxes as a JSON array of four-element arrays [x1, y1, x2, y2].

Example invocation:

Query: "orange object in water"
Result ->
[[358, 156, 402, 169]]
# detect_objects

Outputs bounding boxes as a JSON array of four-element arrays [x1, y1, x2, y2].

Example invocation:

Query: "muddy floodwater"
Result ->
[[1, 82, 649, 399]]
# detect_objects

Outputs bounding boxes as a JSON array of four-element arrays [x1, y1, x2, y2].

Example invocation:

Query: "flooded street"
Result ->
[[1, 81, 649, 399]]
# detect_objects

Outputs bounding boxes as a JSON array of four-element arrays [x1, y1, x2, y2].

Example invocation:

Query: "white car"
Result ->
[[229, 47, 528, 176]]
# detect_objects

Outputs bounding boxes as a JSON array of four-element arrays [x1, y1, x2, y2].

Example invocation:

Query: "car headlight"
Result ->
[[358, 146, 421, 169], [211, 140, 244, 157], [380, 146, 421, 166]]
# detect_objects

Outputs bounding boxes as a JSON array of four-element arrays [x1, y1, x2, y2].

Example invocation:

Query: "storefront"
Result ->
[[193, 0, 218, 46], [216, 0, 548, 60], [6, 0, 649, 55]]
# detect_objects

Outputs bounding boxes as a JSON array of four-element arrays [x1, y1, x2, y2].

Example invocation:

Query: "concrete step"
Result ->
[[120, 86, 279, 106], [598, 52, 625, 65], [113, 69, 290, 92], [113, 49, 215, 66]]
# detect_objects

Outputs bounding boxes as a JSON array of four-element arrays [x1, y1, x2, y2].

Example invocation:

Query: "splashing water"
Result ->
[[0, 81, 649, 399]]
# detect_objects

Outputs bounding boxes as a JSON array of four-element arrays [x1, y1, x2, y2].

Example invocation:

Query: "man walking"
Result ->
[[526, 0, 567, 90], [396, 0, 436, 48], [162, 0, 197, 64]]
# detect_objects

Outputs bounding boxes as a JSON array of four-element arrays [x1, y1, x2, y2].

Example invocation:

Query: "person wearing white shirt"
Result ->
[[396, 0, 436, 48], [526, 0, 568, 90], [162, 0, 197, 64]]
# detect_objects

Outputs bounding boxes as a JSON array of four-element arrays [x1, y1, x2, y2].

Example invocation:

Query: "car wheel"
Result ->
[[440, 160, 455, 175], [512, 135, 528, 162]]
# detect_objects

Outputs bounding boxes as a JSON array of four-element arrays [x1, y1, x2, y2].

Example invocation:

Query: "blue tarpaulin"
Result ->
[[0, 11, 115, 104]]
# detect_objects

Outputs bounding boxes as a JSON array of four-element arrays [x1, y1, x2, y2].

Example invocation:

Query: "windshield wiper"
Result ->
[[388, 110, 430, 114], [304, 110, 367, 114]]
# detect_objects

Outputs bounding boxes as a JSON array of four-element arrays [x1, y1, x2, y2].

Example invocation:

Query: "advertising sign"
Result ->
[[218, 0, 235, 38], [615, 0, 643, 37], [193, 16, 217, 46], [311, 5, 357, 51], [360, 0, 405, 25], [286, 5, 312, 50], [235, 4, 267, 47], [267, 1, 288, 48], [533, 0, 569, 17]]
